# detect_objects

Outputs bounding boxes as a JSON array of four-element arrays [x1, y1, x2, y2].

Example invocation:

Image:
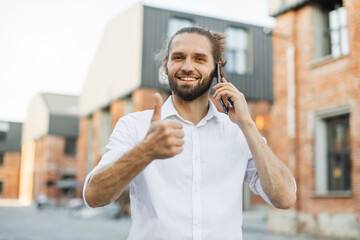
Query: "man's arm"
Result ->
[[85, 94, 184, 208], [213, 80, 296, 209], [85, 142, 152, 208]]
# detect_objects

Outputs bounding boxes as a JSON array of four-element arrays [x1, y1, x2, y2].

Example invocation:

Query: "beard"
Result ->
[[168, 70, 215, 101]]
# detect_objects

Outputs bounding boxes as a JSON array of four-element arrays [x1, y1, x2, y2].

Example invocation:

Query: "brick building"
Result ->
[[19, 93, 80, 205], [268, 0, 360, 238], [78, 3, 275, 213], [0, 121, 22, 198]]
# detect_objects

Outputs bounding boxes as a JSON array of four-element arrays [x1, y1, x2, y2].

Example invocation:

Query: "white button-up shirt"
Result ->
[[83, 96, 274, 240]]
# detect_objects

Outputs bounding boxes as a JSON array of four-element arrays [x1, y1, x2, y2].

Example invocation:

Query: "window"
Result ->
[[0, 181, 3, 195], [65, 138, 77, 156], [315, 112, 351, 194], [225, 27, 250, 74], [0, 122, 9, 142], [312, 1, 349, 59], [168, 17, 193, 37], [0, 153, 4, 166], [326, 114, 351, 191]]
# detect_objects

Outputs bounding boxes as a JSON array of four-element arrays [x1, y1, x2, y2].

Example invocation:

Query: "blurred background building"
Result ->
[[19, 93, 79, 205], [0, 121, 22, 198], [77, 3, 274, 214], [268, 0, 359, 239]]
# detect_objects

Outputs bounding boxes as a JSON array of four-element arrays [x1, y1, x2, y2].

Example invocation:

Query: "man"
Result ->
[[83, 27, 296, 239]]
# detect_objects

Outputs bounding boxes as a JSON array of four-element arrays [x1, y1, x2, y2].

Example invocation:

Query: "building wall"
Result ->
[[22, 94, 49, 144], [80, 3, 144, 116], [0, 152, 21, 198], [19, 141, 35, 205], [268, 1, 360, 238], [76, 118, 89, 197], [30, 135, 78, 201]]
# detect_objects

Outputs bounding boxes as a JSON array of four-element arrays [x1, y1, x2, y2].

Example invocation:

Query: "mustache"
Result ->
[[175, 71, 201, 78]]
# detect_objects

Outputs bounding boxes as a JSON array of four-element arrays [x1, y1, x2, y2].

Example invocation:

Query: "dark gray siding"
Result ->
[[0, 122, 22, 152], [141, 6, 273, 102], [48, 115, 79, 138]]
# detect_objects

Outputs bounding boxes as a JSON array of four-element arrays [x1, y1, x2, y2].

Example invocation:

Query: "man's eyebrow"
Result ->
[[171, 51, 185, 56], [170, 52, 208, 57], [193, 53, 208, 58]]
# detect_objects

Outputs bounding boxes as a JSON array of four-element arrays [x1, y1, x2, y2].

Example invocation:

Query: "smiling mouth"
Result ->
[[176, 76, 200, 81]]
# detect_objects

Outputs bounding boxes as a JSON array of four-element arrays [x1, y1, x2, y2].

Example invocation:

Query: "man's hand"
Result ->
[[213, 77, 253, 129], [142, 93, 184, 160]]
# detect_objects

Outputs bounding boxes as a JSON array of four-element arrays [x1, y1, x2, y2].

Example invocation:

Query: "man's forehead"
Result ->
[[169, 33, 212, 56]]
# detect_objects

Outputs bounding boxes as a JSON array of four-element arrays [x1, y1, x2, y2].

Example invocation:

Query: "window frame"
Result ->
[[312, 1, 349, 61], [326, 114, 351, 191], [225, 26, 252, 75], [168, 17, 193, 38], [314, 106, 352, 196]]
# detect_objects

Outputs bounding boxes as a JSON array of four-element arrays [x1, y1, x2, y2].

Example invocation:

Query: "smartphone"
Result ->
[[216, 63, 229, 114]]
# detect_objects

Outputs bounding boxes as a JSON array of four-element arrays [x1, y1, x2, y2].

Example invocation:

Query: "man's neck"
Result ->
[[171, 93, 210, 126]]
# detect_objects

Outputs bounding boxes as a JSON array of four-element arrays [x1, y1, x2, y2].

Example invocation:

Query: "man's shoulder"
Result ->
[[112, 110, 153, 136], [120, 109, 154, 124], [214, 113, 246, 137], [216, 112, 237, 126]]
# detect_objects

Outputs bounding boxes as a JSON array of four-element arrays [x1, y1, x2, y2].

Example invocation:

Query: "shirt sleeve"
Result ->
[[244, 157, 275, 207], [82, 115, 139, 208]]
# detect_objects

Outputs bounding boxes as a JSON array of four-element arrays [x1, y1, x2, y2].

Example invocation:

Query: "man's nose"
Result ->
[[181, 58, 195, 72]]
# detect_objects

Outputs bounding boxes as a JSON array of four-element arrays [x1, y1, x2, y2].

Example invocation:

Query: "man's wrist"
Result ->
[[136, 139, 155, 163], [237, 118, 256, 133]]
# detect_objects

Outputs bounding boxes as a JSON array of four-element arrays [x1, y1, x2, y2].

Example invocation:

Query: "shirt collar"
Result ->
[[161, 96, 179, 120], [161, 96, 223, 123]]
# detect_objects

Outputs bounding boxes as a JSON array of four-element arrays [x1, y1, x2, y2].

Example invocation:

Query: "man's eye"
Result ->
[[196, 57, 205, 61], [173, 56, 182, 60]]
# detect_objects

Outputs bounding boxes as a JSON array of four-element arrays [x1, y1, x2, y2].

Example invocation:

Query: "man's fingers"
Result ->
[[167, 137, 184, 147], [213, 87, 238, 100], [173, 129, 184, 138], [170, 146, 183, 155], [221, 76, 228, 83], [165, 120, 183, 129], [151, 93, 163, 122], [213, 82, 234, 90]]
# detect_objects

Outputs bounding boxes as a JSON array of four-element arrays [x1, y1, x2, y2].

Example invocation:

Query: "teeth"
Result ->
[[180, 77, 197, 81]]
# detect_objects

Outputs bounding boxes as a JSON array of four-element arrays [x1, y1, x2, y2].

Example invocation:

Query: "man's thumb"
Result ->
[[151, 93, 163, 122]]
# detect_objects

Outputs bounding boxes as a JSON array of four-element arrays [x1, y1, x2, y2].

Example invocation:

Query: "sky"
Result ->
[[0, 0, 275, 122]]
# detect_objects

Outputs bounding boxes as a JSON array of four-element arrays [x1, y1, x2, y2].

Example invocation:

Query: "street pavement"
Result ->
[[0, 199, 331, 240]]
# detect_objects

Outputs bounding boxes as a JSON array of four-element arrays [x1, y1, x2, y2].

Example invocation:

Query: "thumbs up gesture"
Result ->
[[142, 93, 184, 160]]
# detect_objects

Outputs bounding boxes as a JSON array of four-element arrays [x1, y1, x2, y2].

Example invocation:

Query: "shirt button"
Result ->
[[194, 220, 199, 225]]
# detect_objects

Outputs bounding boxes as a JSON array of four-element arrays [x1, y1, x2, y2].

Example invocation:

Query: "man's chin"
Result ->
[[174, 89, 210, 101]]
